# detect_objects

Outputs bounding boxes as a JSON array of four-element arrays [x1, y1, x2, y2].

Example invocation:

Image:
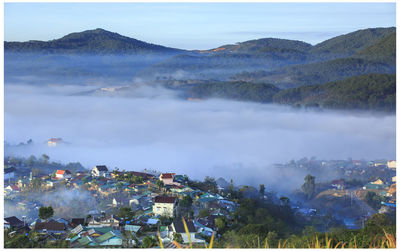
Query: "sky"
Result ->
[[4, 2, 396, 50]]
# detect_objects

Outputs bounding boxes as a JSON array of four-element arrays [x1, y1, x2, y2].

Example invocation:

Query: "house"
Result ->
[[332, 180, 345, 190], [160, 173, 176, 185], [5, 185, 20, 194], [363, 183, 387, 190], [70, 218, 85, 228], [95, 230, 123, 246], [92, 165, 109, 177], [129, 171, 156, 180], [386, 184, 396, 197], [124, 225, 141, 235], [77, 236, 97, 247], [47, 138, 63, 147], [4, 216, 25, 229], [35, 221, 66, 234], [371, 179, 384, 185], [55, 170, 72, 179], [4, 167, 15, 180], [153, 196, 178, 217], [197, 193, 220, 209], [168, 220, 205, 244], [387, 160, 396, 169], [87, 214, 121, 228]]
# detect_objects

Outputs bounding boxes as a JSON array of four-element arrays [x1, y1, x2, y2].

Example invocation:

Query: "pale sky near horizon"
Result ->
[[4, 2, 396, 50]]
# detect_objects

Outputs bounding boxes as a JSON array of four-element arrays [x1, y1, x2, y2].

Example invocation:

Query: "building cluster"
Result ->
[[4, 164, 238, 248]]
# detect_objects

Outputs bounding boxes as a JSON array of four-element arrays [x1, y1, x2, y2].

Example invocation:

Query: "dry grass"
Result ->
[[157, 219, 395, 249]]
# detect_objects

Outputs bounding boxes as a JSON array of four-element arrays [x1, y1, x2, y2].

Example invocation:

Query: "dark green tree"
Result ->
[[301, 175, 316, 200], [173, 233, 184, 244], [118, 207, 134, 220], [142, 236, 156, 248], [259, 184, 265, 198], [39, 206, 54, 220]]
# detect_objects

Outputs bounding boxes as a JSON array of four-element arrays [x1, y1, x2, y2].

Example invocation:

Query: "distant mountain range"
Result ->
[[4, 27, 396, 112]]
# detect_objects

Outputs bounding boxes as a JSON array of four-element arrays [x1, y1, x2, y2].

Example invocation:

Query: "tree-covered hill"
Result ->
[[355, 32, 396, 65], [202, 38, 312, 54], [232, 57, 395, 88], [5, 28, 184, 55], [309, 27, 395, 61], [272, 73, 396, 112], [186, 81, 280, 103]]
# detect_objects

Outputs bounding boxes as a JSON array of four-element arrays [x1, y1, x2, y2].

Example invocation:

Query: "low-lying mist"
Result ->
[[5, 84, 395, 193]]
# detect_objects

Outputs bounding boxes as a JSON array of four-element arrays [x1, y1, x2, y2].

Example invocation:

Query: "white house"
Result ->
[[387, 160, 396, 169], [47, 138, 63, 147], [153, 196, 177, 218], [92, 165, 109, 177], [168, 220, 205, 244], [159, 173, 176, 185], [55, 169, 72, 179]]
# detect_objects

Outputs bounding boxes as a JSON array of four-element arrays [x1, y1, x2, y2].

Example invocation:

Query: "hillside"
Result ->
[[356, 32, 396, 65], [309, 27, 395, 60], [186, 81, 280, 103], [272, 73, 396, 112], [202, 38, 312, 54], [232, 57, 395, 88], [5, 28, 183, 55]]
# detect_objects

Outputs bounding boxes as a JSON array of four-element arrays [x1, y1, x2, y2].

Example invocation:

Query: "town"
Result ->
[[3, 153, 396, 248]]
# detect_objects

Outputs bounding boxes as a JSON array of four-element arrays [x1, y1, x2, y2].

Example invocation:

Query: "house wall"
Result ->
[[153, 202, 175, 217], [388, 161, 396, 169], [182, 233, 197, 244]]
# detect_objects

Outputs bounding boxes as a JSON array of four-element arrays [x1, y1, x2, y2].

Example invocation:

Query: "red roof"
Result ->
[[332, 180, 345, 185], [161, 173, 175, 179], [56, 170, 71, 175], [48, 138, 62, 142], [154, 196, 176, 204], [10, 185, 20, 190]]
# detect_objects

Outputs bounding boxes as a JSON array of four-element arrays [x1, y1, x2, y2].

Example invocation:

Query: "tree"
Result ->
[[131, 176, 143, 184], [156, 180, 164, 190], [118, 207, 134, 220], [198, 209, 210, 218], [229, 179, 235, 198], [39, 206, 54, 220], [301, 175, 316, 200], [26, 155, 37, 167], [41, 154, 50, 165], [259, 184, 265, 198], [179, 195, 193, 208], [215, 217, 226, 232], [142, 236, 156, 248], [279, 196, 290, 207], [173, 233, 183, 244], [30, 178, 43, 191]]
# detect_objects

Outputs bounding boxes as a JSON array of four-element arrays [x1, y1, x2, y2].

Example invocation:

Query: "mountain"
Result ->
[[5, 28, 183, 55], [309, 27, 395, 61], [272, 73, 395, 112], [138, 38, 313, 80], [4, 27, 396, 88]]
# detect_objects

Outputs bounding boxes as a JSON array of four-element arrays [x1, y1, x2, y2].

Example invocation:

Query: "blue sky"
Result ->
[[4, 2, 396, 50]]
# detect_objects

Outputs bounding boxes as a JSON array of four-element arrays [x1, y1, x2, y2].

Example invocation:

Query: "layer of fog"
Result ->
[[5, 84, 395, 193]]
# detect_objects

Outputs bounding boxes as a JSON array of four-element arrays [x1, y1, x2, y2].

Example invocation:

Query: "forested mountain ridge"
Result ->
[[5, 28, 184, 55]]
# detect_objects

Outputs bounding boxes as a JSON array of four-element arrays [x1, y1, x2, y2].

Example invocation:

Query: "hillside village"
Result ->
[[3, 155, 396, 248]]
